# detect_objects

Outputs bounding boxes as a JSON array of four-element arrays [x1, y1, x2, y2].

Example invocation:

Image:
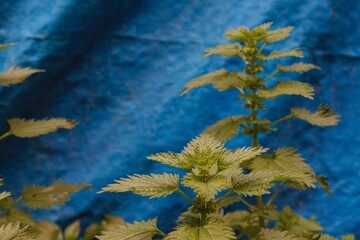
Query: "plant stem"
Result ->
[[263, 70, 279, 81], [0, 131, 11, 141], [238, 197, 256, 210], [176, 188, 193, 204], [266, 182, 285, 207], [270, 114, 293, 126], [215, 190, 234, 203]]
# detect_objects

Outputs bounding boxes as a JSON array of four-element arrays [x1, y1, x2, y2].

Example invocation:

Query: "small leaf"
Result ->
[[0, 66, 44, 86], [265, 26, 294, 44], [253, 22, 273, 32], [277, 62, 320, 73], [165, 217, 236, 240], [96, 218, 162, 240], [0, 191, 11, 201], [256, 228, 302, 240], [225, 27, 251, 42], [64, 220, 80, 240], [83, 223, 102, 240], [181, 69, 246, 95], [99, 173, 180, 199], [259, 49, 303, 60], [35, 221, 62, 240], [0, 43, 16, 50], [0, 222, 30, 240], [7, 118, 77, 138], [22, 182, 90, 209], [147, 152, 191, 170], [204, 43, 246, 59], [232, 171, 278, 196], [259, 81, 314, 100], [291, 104, 340, 126], [316, 176, 331, 196], [202, 116, 245, 142]]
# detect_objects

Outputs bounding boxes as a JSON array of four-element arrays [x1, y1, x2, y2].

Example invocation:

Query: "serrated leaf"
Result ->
[[99, 173, 179, 199], [227, 211, 259, 238], [0, 191, 11, 201], [250, 148, 316, 189], [204, 43, 246, 59], [253, 22, 273, 32], [225, 27, 251, 42], [22, 182, 89, 209], [7, 118, 77, 138], [96, 218, 161, 240], [35, 221, 62, 240], [265, 26, 293, 44], [231, 171, 278, 196], [258, 81, 314, 100], [0, 222, 30, 240], [277, 62, 320, 73], [219, 147, 268, 168], [64, 220, 80, 240], [6, 209, 34, 226], [0, 67, 44, 86], [147, 152, 191, 170], [165, 217, 236, 240], [291, 104, 339, 126], [0, 43, 16, 50], [259, 49, 303, 60], [256, 228, 302, 240], [181, 69, 246, 95], [202, 116, 245, 142]]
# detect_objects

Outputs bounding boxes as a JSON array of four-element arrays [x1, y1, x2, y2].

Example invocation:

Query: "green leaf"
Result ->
[[291, 104, 340, 126], [277, 62, 320, 73], [0, 222, 30, 240], [342, 235, 355, 240], [231, 171, 278, 196], [22, 182, 90, 209], [250, 148, 316, 189], [225, 26, 251, 42], [147, 152, 191, 170], [5, 209, 34, 226], [0, 191, 11, 201], [202, 116, 245, 142], [181, 69, 247, 95], [204, 43, 245, 57], [0, 43, 16, 50], [0, 66, 44, 86], [64, 220, 80, 240], [7, 118, 77, 138], [256, 228, 302, 240], [96, 218, 162, 240], [99, 173, 180, 199], [259, 49, 303, 60], [265, 26, 294, 44], [219, 147, 268, 168], [316, 176, 331, 196], [252, 22, 273, 33], [258, 81, 314, 100], [83, 223, 102, 240], [35, 221, 62, 240], [101, 215, 126, 231], [227, 211, 259, 238], [165, 217, 236, 240]]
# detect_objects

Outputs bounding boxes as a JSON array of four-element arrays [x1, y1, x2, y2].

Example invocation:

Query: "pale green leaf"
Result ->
[[204, 43, 246, 59], [35, 221, 62, 240], [147, 152, 191, 170], [99, 173, 179, 199], [64, 220, 80, 240], [277, 62, 320, 73], [22, 182, 90, 209], [250, 148, 316, 189], [231, 171, 278, 196], [258, 81, 314, 100], [227, 210, 259, 238], [202, 116, 245, 142], [219, 147, 268, 168], [165, 217, 236, 240], [342, 234, 355, 240], [253, 22, 273, 32], [259, 49, 303, 60], [7, 118, 77, 138], [225, 27, 251, 42], [291, 104, 340, 126], [0, 67, 44, 86], [96, 218, 161, 240], [256, 228, 302, 240], [265, 26, 294, 44], [0, 191, 11, 201], [5, 209, 34, 226], [181, 69, 246, 95], [0, 222, 30, 240], [0, 43, 16, 50]]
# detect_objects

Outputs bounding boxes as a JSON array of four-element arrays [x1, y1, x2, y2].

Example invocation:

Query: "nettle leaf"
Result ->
[[219, 147, 268, 168], [225, 26, 251, 42], [35, 221, 62, 240], [100, 173, 180, 199], [291, 104, 339, 126], [252, 22, 273, 33], [202, 116, 246, 142], [7, 118, 77, 138], [0, 191, 11, 201], [256, 228, 301, 240], [5, 209, 34, 226], [250, 147, 316, 189], [259, 49, 303, 60], [0, 222, 30, 240], [165, 217, 236, 240], [64, 220, 80, 240], [0, 66, 44, 86], [181, 69, 247, 95], [0, 43, 16, 50], [265, 26, 293, 44], [22, 182, 90, 209], [147, 152, 191, 170], [204, 43, 246, 59], [259, 81, 314, 100], [227, 211, 259, 238], [231, 171, 278, 196], [277, 62, 320, 73], [96, 218, 162, 240]]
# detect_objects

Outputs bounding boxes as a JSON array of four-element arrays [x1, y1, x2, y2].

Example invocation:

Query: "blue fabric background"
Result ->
[[0, 0, 359, 238]]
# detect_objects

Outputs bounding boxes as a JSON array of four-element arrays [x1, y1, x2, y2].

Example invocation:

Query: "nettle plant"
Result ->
[[97, 23, 356, 240], [0, 43, 93, 239]]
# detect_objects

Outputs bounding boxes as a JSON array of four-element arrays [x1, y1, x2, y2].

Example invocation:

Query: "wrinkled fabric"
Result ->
[[0, 0, 359, 238]]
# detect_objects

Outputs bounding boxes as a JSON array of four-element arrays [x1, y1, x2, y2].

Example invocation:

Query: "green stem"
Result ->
[[157, 230, 167, 237], [176, 188, 193, 204], [237, 197, 256, 210], [0, 131, 11, 141], [266, 182, 285, 207], [264, 70, 279, 81], [215, 190, 234, 203], [270, 114, 293, 126]]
